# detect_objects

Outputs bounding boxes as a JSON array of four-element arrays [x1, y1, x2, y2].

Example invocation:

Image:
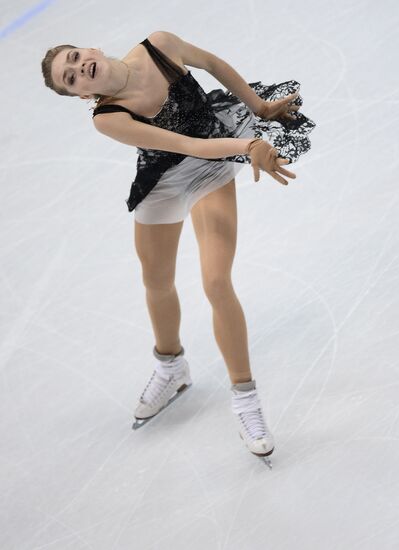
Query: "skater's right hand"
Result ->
[[246, 138, 296, 185]]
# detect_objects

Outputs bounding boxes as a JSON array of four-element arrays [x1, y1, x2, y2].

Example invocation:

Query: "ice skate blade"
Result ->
[[239, 432, 274, 468], [262, 456, 273, 469], [131, 382, 192, 430]]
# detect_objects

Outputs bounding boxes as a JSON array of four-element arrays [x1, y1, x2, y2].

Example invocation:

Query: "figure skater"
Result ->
[[41, 30, 316, 465]]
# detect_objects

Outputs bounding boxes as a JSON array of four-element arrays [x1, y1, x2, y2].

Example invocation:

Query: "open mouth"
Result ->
[[89, 62, 96, 78]]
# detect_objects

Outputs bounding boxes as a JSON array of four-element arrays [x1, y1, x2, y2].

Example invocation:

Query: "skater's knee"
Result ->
[[203, 276, 233, 304], [142, 269, 176, 294]]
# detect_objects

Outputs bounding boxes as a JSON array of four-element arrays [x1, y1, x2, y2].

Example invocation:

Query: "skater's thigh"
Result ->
[[134, 219, 184, 288]]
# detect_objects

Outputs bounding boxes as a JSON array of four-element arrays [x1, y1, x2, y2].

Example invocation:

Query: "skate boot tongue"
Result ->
[[231, 381, 258, 410], [231, 388, 261, 414], [154, 359, 185, 380], [153, 345, 187, 380]]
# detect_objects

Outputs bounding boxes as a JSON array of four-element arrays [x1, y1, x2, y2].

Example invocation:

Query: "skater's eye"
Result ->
[[64, 50, 79, 86]]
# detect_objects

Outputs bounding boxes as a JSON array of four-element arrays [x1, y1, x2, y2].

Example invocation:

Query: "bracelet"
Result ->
[[254, 102, 268, 118], [245, 137, 263, 155]]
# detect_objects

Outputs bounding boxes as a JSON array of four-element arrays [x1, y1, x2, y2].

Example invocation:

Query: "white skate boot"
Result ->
[[231, 379, 275, 468], [132, 345, 192, 429]]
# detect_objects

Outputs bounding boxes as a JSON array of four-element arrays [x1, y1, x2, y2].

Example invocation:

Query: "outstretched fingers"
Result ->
[[276, 158, 296, 178], [284, 105, 300, 120], [271, 158, 297, 186], [284, 92, 301, 120]]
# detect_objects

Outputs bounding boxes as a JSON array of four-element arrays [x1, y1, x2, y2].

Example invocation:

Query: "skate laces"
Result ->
[[140, 358, 186, 405], [232, 389, 269, 440]]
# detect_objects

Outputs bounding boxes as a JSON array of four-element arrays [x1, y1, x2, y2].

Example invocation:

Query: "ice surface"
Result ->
[[1, 1, 398, 549]]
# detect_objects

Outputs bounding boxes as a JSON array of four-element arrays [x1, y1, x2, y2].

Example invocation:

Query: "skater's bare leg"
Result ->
[[146, 286, 182, 356], [190, 178, 252, 385], [210, 286, 251, 384], [134, 219, 184, 356]]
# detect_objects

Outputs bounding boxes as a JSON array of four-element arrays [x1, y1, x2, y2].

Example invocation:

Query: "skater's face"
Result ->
[[51, 47, 109, 99]]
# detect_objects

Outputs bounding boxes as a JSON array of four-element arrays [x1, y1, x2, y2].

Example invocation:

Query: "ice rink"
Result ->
[[1, 0, 398, 548]]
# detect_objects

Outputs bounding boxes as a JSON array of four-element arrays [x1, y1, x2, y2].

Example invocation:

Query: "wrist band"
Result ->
[[254, 103, 268, 118], [246, 137, 262, 155]]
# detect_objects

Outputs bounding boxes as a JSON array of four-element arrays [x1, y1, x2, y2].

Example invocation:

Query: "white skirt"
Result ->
[[134, 107, 257, 225]]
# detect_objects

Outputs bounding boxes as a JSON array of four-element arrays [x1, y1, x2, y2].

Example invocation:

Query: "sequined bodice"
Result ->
[[92, 41, 232, 140]]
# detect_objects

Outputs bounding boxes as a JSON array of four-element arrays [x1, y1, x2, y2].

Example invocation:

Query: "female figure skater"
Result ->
[[41, 30, 315, 465]]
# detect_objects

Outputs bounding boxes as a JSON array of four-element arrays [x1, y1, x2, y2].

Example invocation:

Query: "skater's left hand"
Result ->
[[255, 92, 300, 122]]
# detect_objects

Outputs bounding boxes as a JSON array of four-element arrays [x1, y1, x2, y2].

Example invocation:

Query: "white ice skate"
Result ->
[[132, 345, 192, 430], [231, 380, 275, 469]]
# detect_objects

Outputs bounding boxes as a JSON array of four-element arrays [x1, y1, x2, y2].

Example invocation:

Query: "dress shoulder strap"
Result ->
[[140, 37, 186, 83], [92, 104, 136, 118], [92, 37, 187, 118]]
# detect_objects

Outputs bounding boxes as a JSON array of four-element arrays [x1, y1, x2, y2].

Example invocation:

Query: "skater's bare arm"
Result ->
[[93, 113, 255, 158], [206, 57, 265, 115], [155, 30, 264, 115]]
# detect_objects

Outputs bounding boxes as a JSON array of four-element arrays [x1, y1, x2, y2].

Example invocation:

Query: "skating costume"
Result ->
[[100, 38, 316, 466], [92, 37, 316, 224]]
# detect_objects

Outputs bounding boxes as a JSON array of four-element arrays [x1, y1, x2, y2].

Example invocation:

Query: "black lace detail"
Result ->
[[92, 38, 316, 212], [243, 80, 316, 162]]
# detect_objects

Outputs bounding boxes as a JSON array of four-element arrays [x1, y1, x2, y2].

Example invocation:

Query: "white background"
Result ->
[[1, 0, 398, 548]]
